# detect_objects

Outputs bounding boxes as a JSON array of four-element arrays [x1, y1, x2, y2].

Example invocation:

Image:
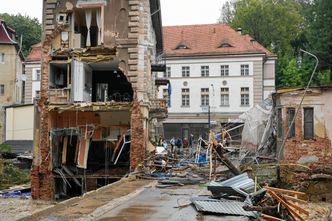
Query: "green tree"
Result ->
[[0, 13, 42, 57], [219, 0, 235, 24], [305, 0, 332, 80]]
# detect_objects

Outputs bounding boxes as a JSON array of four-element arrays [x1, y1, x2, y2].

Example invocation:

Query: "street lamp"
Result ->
[[208, 84, 215, 130]]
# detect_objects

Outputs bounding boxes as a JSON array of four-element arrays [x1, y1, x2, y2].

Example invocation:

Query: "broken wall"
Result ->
[[32, 0, 163, 200], [275, 88, 332, 201]]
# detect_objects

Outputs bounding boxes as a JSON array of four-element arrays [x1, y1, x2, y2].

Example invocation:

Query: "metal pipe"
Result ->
[[277, 49, 319, 160]]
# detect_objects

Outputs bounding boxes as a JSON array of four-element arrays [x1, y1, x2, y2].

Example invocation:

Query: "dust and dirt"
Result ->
[[0, 197, 53, 221]]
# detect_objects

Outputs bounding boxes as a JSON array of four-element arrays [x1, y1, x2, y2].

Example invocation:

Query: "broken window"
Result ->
[[50, 63, 70, 89], [277, 108, 282, 138], [201, 88, 209, 106], [304, 107, 314, 139], [287, 108, 295, 138], [92, 70, 133, 102], [73, 7, 103, 48]]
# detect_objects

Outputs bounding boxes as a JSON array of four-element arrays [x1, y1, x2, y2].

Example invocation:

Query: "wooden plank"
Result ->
[[261, 214, 286, 221], [268, 190, 305, 221], [266, 186, 306, 196], [283, 198, 309, 216], [283, 195, 308, 205], [62, 136, 68, 164]]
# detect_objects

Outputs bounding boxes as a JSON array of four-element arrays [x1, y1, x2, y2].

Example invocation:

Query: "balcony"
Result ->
[[49, 88, 71, 104], [149, 98, 168, 119]]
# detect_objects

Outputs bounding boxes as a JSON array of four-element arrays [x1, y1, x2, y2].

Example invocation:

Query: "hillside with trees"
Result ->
[[219, 0, 332, 88], [0, 13, 41, 57]]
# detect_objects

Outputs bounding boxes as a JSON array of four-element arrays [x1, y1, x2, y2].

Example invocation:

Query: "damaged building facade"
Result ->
[[275, 87, 332, 201], [32, 0, 166, 200]]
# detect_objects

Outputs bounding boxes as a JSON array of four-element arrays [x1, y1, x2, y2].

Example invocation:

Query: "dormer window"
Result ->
[[176, 42, 190, 50], [218, 39, 233, 48], [219, 43, 232, 48]]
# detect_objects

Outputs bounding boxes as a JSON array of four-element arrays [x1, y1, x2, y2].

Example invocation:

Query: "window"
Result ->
[[221, 65, 229, 76], [277, 108, 283, 138], [201, 88, 209, 106], [287, 108, 295, 138], [220, 88, 229, 106], [201, 66, 209, 77], [163, 89, 170, 107], [304, 107, 314, 139], [164, 67, 171, 78], [240, 87, 249, 106], [0, 84, 4, 96], [33, 68, 41, 81], [182, 66, 190, 77], [241, 64, 249, 76], [0, 53, 4, 63], [181, 88, 190, 107]]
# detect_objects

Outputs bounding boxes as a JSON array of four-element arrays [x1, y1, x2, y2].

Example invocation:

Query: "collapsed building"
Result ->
[[274, 87, 332, 201], [31, 0, 167, 200]]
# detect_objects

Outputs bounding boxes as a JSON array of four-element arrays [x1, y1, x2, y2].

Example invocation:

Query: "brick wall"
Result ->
[[130, 103, 145, 171]]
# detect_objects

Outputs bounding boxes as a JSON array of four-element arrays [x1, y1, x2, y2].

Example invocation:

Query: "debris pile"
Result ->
[[190, 172, 310, 221]]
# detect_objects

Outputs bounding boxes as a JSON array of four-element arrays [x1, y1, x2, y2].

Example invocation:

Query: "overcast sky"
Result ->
[[0, 0, 227, 26]]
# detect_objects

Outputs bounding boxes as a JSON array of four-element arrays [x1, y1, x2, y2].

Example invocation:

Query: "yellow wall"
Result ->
[[0, 45, 17, 105], [5, 105, 34, 140]]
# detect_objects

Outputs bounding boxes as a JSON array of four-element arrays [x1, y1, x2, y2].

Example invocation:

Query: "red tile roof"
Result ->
[[0, 19, 16, 44], [163, 24, 275, 57], [26, 42, 42, 62]]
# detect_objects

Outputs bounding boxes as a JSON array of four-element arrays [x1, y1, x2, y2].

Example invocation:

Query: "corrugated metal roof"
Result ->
[[209, 173, 254, 192], [191, 197, 257, 218]]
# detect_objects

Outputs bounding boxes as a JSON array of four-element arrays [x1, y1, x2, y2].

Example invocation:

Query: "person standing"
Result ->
[[170, 137, 175, 154]]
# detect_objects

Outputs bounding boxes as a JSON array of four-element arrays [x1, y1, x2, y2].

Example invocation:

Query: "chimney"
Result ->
[[236, 27, 242, 35]]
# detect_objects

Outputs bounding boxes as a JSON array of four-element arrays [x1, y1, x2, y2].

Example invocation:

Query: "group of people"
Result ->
[[168, 134, 194, 157]]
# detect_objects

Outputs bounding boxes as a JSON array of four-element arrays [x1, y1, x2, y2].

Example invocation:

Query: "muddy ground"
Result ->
[[0, 178, 331, 221]]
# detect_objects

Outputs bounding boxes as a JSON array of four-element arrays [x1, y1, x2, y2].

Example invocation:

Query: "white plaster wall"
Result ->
[[158, 57, 259, 114], [5, 105, 34, 140]]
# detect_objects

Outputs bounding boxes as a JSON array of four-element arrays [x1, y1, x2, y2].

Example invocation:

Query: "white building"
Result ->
[[158, 24, 276, 140], [24, 42, 41, 104]]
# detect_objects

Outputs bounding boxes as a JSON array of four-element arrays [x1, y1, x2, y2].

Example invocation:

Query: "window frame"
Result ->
[[201, 88, 209, 106], [241, 64, 249, 76], [277, 108, 283, 138], [181, 66, 190, 77], [220, 87, 229, 106], [163, 88, 170, 107], [0, 84, 4, 96], [220, 65, 229, 76], [303, 107, 314, 140], [287, 108, 296, 138], [240, 87, 249, 106], [33, 68, 41, 81], [201, 65, 209, 77], [164, 67, 171, 78], [181, 88, 190, 107], [0, 53, 4, 63]]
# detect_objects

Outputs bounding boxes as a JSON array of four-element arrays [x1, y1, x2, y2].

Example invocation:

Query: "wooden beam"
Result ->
[[266, 186, 306, 196], [283, 198, 309, 216], [283, 195, 308, 205], [261, 214, 286, 221], [268, 190, 305, 221]]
